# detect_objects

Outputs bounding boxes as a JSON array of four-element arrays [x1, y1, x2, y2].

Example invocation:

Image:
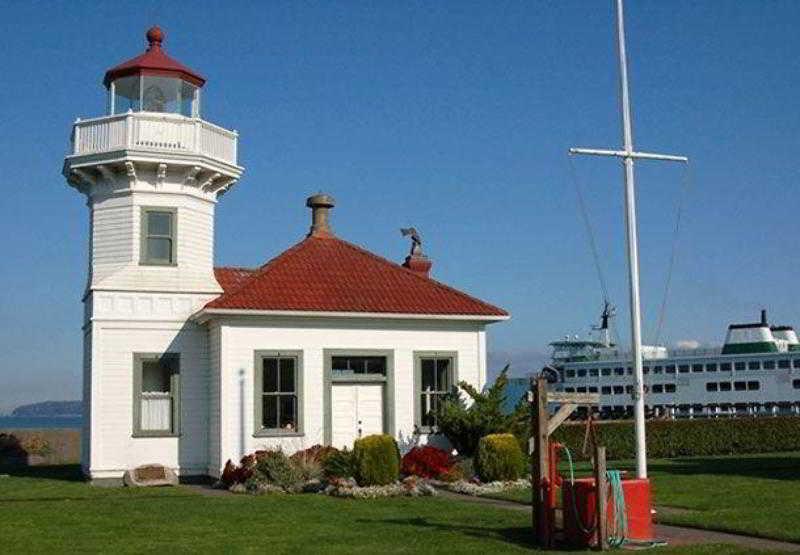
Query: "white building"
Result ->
[[63, 27, 508, 483]]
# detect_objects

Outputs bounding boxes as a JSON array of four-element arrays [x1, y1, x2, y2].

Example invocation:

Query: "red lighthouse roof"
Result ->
[[103, 26, 205, 88]]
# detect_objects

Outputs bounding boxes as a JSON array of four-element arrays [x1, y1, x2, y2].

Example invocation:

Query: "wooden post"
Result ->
[[532, 376, 551, 547], [594, 445, 608, 551]]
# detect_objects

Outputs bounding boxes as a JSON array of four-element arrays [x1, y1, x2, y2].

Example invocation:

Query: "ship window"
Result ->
[[613, 386, 624, 394], [665, 365, 676, 374], [653, 366, 663, 374], [794, 359, 800, 369], [778, 360, 790, 369], [734, 381, 746, 391], [748, 361, 760, 370], [678, 364, 690, 373], [565, 387, 575, 393], [589, 368, 599, 377], [706, 363, 718, 372], [665, 384, 676, 393], [720, 362, 732, 372], [577, 369, 587, 377], [747, 381, 760, 391], [643, 366, 650, 375], [601, 368, 611, 376], [588, 386, 598, 393], [601, 386, 612, 394], [793, 379, 800, 389], [706, 382, 718, 392], [763, 360, 775, 370], [566, 370, 576, 378], [627, 367, 633, 375], [614, 367, 624, 376], [719, 382, 732, 391], [734, 361, 746, 371], [625, 385, 633, 394], [691, 364, 703, 373], [577, 387, 587, 393], [652, 384, 663, 393]]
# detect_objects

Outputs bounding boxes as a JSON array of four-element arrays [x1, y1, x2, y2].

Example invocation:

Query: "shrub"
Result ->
[[435, 366, 528, 457], [475, 433, 525, 482], [401, 446, 454, 479], [289, 448, 325, 482], [353, 434, 401, 486], [322, 448, 358, 479], [253, 450, 304, 491], [551, 416, 800, 461]]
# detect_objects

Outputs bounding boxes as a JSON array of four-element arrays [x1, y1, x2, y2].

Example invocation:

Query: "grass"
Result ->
[[0, 465, 777, 554], [478, 451, 800, 543]]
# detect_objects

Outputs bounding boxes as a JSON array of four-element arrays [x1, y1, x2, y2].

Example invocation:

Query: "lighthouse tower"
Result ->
[[63, 27, 243, 481]]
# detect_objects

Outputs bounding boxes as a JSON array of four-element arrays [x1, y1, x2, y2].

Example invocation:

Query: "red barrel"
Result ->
[[562, 477, 654, 547]]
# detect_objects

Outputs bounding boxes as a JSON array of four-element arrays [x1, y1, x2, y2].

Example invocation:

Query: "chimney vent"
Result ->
[[306, 193, 335, 237]]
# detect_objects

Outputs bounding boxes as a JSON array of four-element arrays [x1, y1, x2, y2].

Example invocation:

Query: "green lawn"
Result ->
[[0, 465, 776, 554], [480, 452, 800, 544]]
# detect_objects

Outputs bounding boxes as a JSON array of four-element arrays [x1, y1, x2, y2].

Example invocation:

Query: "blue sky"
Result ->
[[1, 1, 799, 411]]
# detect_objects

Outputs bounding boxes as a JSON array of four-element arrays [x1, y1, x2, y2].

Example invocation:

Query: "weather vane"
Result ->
[[400, 227, 422, 256]]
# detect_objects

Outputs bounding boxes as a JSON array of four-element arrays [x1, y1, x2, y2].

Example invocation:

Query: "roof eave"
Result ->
[[192, 307, 510, 325]]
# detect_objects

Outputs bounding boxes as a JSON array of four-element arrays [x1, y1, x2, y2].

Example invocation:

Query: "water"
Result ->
[[0, 416, 82, 430]]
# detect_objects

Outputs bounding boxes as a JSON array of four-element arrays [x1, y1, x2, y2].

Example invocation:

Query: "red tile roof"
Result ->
[[209, 236, 507, 318]]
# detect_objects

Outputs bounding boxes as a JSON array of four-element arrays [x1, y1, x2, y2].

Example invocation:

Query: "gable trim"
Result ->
[[193, 308, 510, 324]]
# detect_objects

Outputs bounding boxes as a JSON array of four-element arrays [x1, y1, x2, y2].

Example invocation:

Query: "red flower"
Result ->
[[401, 446, 454, 479]]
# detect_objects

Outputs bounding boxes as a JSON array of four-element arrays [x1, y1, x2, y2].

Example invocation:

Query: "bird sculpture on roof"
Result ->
[[400, 227, 423, 256]]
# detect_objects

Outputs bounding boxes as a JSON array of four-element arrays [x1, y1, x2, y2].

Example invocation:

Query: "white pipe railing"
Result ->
[[70, 112, 238, 165]]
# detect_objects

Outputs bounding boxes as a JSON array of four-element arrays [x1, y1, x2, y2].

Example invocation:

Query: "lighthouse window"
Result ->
[[734, 381, 746, 391], [706, 363, 718, 372], [719, 382, 732, 391], [748, 361, 761, 371], [778, 360, 790, 369], [734, 361, 746, 371], [747, 381, 760, 391], [652, 384, 663, 393], [601, 368, 611, 376], [691, 364, 703, 373], [678, 364, 690, 373], [665, 384, 676, 393], [665, 365, 676, 374], [141, 208, 177, 265], [763, 360, 775, 370], [601, 386, 612, 394], [706, 382, 718, 392], [720, 362, 732, 372]]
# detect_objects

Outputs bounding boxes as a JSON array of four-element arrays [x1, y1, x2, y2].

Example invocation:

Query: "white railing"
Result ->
[[71, 112, 238, 166]]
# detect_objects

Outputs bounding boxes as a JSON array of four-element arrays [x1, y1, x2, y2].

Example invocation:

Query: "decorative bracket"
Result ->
[[183, 166, 201, 187], [71, 168, 96, 187], [156, 163, 167, 187], [201, 172, 221, 192], [124, 161, 137, 188], [96, 164, 115, 182]]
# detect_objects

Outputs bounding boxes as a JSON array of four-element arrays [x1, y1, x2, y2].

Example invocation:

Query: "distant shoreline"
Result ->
[[0, 416, 82, 430]]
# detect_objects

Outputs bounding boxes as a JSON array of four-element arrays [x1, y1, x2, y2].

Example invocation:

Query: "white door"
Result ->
[[331, 383, 384, 449]]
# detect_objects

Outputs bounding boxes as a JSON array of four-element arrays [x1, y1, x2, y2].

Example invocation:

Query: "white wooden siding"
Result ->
[[213, 317, 486, 475]]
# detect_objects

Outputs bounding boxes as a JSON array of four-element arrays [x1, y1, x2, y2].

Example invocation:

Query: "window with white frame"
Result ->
[[255, 352, 302, 436], [415, 353, 456, 432], [140, 207, 177, 265], [133, 353, 179, 436]]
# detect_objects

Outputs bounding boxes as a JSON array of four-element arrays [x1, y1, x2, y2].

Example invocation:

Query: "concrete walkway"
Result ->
[[436, 489, 800, 553]]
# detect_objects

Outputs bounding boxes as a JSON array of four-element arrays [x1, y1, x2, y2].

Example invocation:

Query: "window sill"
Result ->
[[139, 261, 178, 267], [132, 432, 181, 438], [253, 431, 304, 438]]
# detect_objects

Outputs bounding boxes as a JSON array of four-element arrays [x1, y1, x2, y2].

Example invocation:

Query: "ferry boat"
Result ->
[[551, 306, 800, 419]]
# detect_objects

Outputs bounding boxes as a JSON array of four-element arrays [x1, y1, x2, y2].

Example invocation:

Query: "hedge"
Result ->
[[353, 434, 400, 486], [475, 433, 525, 482], [550, 416, 800, 460]]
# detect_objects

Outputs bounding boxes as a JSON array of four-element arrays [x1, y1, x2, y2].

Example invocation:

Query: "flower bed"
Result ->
[[443, 478, 530, 496]]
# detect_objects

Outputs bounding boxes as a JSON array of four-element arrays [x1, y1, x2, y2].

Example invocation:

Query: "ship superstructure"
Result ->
[[553, 309, 800, 418]]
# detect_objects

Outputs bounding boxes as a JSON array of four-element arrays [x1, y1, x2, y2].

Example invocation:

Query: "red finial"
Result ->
[[146, 26, 164, 50]]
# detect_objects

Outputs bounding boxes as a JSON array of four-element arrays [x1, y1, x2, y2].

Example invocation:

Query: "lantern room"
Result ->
[[103, 26, 205, 117]]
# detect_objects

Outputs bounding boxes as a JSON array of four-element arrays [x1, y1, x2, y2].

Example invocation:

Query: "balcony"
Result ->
[[69, 112, 238, 167]]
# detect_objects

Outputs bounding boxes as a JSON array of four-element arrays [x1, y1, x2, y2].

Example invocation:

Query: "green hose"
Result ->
[[559, 445, 628, 548]]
